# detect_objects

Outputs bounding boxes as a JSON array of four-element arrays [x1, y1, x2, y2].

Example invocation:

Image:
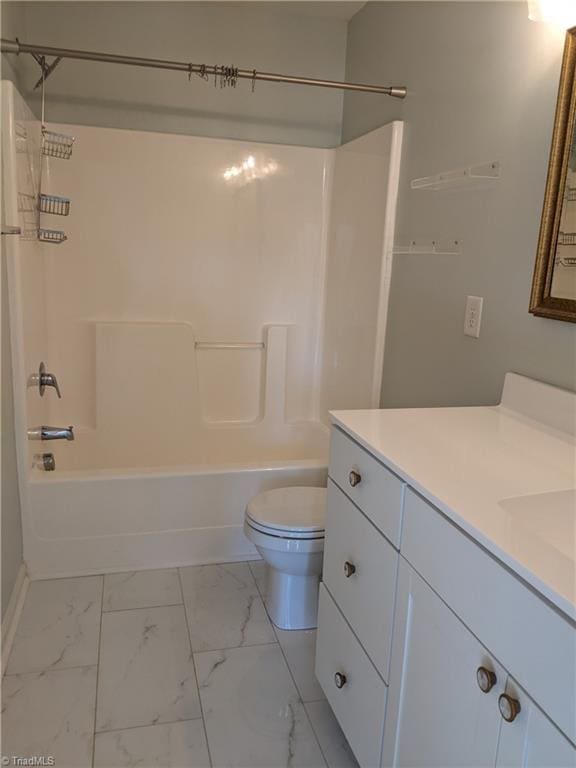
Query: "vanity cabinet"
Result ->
[[316, 423, 576, 768], [382, 560, 574, 768], [496, 679, 576, 768]]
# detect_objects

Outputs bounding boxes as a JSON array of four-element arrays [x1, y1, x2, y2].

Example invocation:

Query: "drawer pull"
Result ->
[[334, 672, 347, 689], [498, 693, 521, 723], [348, 470, 362, 487], [343, 561, 356, 578], [476, 666, 497, 693]]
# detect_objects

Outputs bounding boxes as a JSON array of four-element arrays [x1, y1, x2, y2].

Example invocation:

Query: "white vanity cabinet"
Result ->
[[382, 559, 574, 768], [316, 427, 405, 768], [496, 678, 576, 768], [316, 408, 576, 768]]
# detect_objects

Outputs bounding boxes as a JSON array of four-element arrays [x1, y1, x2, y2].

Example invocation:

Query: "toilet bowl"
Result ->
[[244, 486, 326, 630]]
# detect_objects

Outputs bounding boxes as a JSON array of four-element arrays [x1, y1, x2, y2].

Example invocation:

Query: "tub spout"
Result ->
[[28, 425, 75, 441]]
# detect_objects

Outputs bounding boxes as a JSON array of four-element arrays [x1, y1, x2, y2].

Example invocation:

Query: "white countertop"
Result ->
[[331, 384, 576, 622]]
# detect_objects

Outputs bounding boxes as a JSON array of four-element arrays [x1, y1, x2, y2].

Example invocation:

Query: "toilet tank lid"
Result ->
[[246, 486, 327, 533]]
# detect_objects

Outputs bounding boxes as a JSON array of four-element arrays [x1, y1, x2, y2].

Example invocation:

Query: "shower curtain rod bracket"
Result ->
[[32, 54, 62, 90], [0, 38, 407, 99]]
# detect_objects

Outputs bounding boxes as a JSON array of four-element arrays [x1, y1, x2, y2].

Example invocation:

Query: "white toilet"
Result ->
[[244, 486, 327, 630]]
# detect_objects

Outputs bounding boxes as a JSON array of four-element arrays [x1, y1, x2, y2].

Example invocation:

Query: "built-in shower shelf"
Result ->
[[194, 341, 265, 350], [38, 227, 67, 244], [42, 129, 75, 160], [39, 193, 71, 216], [411, 161, 500, 190], [392, 239, 462, 256]]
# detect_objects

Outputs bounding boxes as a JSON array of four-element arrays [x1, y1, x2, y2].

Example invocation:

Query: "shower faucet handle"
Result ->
[[39, 362, 62, 398], [28, 425, 74, 441], [29, 362, 62, 398]]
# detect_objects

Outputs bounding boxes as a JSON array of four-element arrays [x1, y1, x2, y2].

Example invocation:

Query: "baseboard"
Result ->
[[1, 562, 29, 675]]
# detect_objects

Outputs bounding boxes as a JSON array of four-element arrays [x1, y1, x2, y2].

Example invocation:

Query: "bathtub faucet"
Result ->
[[28, 425, 75, 441]]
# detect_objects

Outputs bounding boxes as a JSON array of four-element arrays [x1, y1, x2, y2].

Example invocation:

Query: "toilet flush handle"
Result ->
[[344, 561, 356, 578], [334, 672, 347, 689], [349, 469, 362, 487]]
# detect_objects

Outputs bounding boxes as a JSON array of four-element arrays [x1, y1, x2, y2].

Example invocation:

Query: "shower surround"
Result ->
[[3, 81, 402, 577]]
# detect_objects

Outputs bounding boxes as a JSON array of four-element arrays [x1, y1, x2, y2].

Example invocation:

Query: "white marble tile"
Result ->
[[195, 644, 326, 768], [6, 576, 103, 674], [94, 719, 210, 767], [249, 560, 269, 600], [180, 563, 276, 651], [96, 604, 201, 732], [275, 628, 325, 703], [2, 666, 97, 768], [305, 701, 359, 768], [103, 569, 182, 611]]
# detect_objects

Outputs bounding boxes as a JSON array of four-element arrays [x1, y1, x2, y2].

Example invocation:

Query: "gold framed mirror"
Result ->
[[530, 26, 576, 323]]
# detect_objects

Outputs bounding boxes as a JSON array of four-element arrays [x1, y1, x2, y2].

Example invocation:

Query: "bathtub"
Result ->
[[25, 421, 328, 578], [4, 85, 401, 581]]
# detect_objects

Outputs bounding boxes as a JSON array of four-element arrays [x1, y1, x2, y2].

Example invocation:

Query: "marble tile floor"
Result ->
[[2, 562, 358, 768]]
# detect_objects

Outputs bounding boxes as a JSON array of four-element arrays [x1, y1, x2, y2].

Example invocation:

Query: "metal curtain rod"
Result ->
[[0, 38, 407, 99]]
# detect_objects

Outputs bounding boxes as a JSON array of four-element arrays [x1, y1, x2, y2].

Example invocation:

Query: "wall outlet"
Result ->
[[464, 295, 483, 338]]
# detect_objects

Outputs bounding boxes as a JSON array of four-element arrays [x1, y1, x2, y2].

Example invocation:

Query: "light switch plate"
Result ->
[[464, 295, 483, 338]]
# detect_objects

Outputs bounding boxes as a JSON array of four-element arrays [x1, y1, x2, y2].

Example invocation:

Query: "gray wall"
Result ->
[[1, 0, 26, 88], [5, 1, 347, 147], [1, 0, 24, 618], [344, 2, 576, 407], [2, 254, 23, 619]]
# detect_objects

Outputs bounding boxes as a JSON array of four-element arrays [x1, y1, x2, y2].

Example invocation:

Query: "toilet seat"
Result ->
[[245, 518, 324, 540], [245, 486, 326, 539]]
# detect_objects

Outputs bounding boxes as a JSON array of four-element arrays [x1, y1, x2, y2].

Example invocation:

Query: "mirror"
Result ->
[[530, 26, 576, 322]]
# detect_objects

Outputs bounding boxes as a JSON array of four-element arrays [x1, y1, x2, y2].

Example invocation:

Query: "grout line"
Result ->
[[95, 716, 204, 736], [177, 567, 214, 768], [91, 575, 105, 767], [303, 702, 332, 768], [191, 640, 279, 657], [249, 562, 329, 767], [102, 602, 184, 614], [3, 663, 99, 678]]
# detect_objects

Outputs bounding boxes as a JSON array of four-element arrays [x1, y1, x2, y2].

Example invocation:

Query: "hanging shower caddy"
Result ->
[[42, 129, 74, 160], [34, 54, 74, 243], [38, 227, 67, 244], [38, 193, 71, 216]]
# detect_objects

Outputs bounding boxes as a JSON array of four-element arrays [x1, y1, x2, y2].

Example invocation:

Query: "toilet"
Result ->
[[244, 486, 327, 630]]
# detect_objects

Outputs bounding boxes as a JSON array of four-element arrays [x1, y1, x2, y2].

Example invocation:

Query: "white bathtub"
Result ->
[[25, 422, 328, 578], [4, 85, 401, 581]]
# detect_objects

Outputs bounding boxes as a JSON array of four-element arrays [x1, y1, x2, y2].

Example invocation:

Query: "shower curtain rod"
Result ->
[[0, 38, 407, 99]]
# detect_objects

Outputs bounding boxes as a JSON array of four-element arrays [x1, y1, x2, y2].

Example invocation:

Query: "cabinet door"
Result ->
[[382, 559, 504, 768], [496, 678, 576, 768]]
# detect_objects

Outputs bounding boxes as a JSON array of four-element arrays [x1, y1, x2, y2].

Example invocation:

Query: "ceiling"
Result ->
[[264, 2, 367, 20], [27, 0, 368, 22]]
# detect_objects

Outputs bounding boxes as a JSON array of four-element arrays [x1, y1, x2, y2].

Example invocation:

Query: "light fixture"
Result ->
[[528, 0, 576, 28]]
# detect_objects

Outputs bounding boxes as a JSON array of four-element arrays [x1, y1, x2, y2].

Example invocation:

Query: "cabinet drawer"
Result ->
[[315, 583, 387, 768], [324, 480, 398, 681], [402, 488, 576, 746], [329, 426, 404, 547]]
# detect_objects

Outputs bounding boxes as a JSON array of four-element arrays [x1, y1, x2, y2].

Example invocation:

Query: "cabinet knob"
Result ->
[[334, 672, 347, 689], [498, 693, 521, 723], [343, 561, 356, 578], [348, 470, 362, 487], [476, 666, 497, 694]]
